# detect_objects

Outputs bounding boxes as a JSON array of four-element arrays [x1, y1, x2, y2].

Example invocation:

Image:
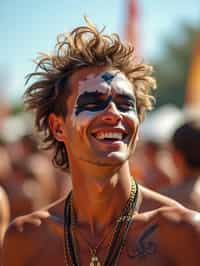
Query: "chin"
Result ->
[[94, 151, 130, 166]]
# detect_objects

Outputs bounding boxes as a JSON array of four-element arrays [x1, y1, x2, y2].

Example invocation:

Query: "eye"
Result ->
[[117, 102, 135, 111], [84, 103, 99, 108], [82, 99, 106, 109]]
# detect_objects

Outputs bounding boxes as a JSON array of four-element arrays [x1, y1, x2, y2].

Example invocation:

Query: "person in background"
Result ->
[[0, 142, 34, 220], [160, 117, 200, 211], [130, 140, 173, 190]]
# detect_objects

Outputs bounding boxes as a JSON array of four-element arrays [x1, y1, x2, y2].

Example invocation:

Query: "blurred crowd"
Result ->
[[130, 105, 200, 210], [0, 102, 72, 252], [0, 102, 200, 257]]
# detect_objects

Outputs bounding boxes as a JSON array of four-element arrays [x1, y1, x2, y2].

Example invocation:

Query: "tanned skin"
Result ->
[[160, 148, 200, 211], [0, 186, 10, 262], [2, 67, 200, 266]]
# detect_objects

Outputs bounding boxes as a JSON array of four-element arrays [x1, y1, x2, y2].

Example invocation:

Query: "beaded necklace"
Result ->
[[71, 216, 116, 266], [64, 179, 138, 266]]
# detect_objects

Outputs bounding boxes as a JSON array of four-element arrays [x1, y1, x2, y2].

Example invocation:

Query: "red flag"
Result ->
[[124, 0, 140, 56], [185, 32, 200, 109]]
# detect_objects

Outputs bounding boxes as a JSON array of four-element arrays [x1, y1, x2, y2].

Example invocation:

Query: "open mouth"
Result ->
[[91, 131, 127, 142]]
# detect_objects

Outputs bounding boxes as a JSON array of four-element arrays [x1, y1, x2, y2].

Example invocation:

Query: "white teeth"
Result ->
[[95, 132, 123, 140]]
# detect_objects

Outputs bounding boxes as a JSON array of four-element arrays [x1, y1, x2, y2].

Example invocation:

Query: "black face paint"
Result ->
[[75, 91, 137, 116], [115, 94, 137, 113], [101, 72, 116, 85]]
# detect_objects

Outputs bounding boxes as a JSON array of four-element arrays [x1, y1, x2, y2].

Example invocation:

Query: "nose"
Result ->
[[101, 102, 122, 124]]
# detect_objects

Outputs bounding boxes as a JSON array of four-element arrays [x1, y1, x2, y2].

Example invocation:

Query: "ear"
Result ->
[[48, 113, 66, 142]]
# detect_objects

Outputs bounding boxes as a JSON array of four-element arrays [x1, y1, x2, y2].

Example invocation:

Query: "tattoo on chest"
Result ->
[[127, 223, 158, 259]]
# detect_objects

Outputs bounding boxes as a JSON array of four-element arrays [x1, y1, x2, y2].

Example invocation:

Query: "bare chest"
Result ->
[[27, 217, 176, 266], [27, 236, 66, 266], [25, 233, 173, 266], [62, 246, 172, 266], [116, 241, 173, 266], [63, 226, 173, 266]]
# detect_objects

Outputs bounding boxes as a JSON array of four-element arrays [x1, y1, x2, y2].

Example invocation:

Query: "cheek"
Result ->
[[124, 111, 139, 133], [125, 110, 138, 123], [71, 110, 102, 132]]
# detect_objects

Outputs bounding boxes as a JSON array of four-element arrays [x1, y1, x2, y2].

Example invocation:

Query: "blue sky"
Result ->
[[0, 0, 199, 103]]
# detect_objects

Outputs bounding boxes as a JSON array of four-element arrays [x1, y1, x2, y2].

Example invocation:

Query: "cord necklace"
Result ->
[[64, 178, 138, 266]]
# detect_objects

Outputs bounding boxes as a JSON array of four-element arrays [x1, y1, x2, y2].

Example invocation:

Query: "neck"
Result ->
[[70, 161, 133, 234]]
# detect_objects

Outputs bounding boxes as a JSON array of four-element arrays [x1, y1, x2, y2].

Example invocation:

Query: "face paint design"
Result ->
[[101, 72, 116, 84], [71, 71, 137, 130], [75, 92, 136, 115], [75, 93, 113, 115]]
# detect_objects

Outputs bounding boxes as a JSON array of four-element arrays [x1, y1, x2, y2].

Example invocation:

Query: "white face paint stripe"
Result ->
[[77, 71, 134, 103], [71, 72, 110, 129], [109, 72, 134, 95], [78, 73, 111, 95], [70, 70, 136, 131], [71, 109, 104, 131]]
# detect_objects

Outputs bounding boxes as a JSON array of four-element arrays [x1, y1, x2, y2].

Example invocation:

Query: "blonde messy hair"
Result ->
[[24, 18, 156, 170]]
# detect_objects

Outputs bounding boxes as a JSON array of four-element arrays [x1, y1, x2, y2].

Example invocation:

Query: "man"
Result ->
[[2, 19, 200, 266], [161, 117, 200, 211]]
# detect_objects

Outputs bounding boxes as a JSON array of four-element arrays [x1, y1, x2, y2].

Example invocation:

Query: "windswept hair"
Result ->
[[24, 18, 156, 170]]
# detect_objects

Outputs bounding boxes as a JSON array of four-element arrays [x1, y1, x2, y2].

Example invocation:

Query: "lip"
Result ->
[[90, 127, 129, 146], [91, 136, 125, 149]]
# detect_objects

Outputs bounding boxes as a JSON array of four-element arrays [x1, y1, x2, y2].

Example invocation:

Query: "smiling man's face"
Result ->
[[60, 66, 139, 167]]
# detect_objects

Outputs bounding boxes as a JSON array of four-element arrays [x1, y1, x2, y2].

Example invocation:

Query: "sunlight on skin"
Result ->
[[193, 212, 200, 222], [71, 70, 137, 131]]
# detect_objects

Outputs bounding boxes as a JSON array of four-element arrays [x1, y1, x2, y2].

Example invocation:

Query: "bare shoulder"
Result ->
[[140, 185, 200, 236], [2, 210, 49, 265], [139, 184, 184, 212], [157, 206, 200, 265], [128, 206, 200, 265], [140, 188, 200, 237], [2, 198, 66, 266], [157, 206, 200, 236], [4, 196, 66, 239]]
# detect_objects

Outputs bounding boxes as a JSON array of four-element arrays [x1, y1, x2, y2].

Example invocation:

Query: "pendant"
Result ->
[[89, 256, 101, 266]]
